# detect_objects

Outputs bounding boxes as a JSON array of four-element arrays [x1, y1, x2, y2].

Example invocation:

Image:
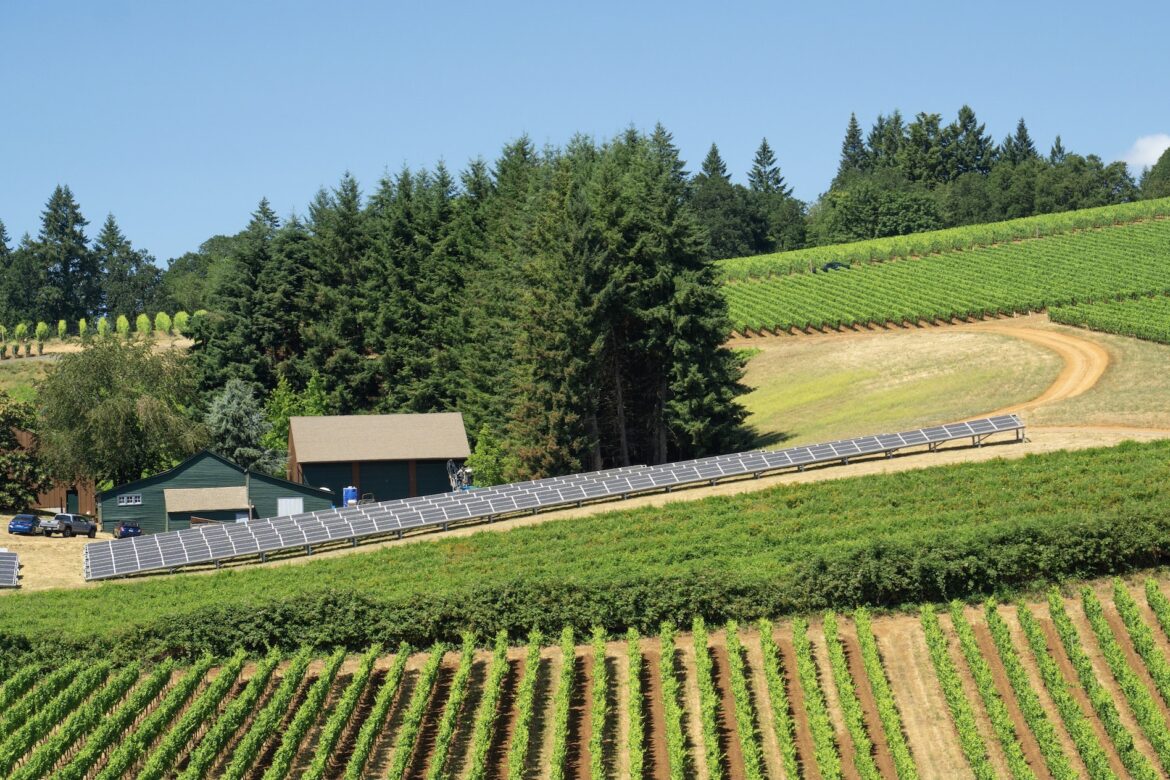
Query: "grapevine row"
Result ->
[[822, 612, 881, 780], [658, 622, 689, 780], [724, 620, 765, 780], [303, 644, 380, 780], [692, 617, 724, 779], [919, 605, 995, 780], [425, 635, 476, 780], [757, 619, 801, 779], [946, 602, 1035, 780], [982, 602, 1080, 780], [1046, 589, 1158, 780], [853, 609, 918, 780], [548, 627, 576, 780], [0, 660, 85, 735], [1145, 580, 1170, 643], [0, 664, 41, 713], [793, 616, 842, 780], [224, 647, 314, 780], [1112, 581, 1170, 710], [261, 647, 346, 780], [466, 631, 510, 780], [343, 643, 410, 780], [1049, 294, 1170, 343], [588, 627, 608, 779], [626, 627, 645, 780], [505, 630, 544, 780], [384, 643, 445, 780]]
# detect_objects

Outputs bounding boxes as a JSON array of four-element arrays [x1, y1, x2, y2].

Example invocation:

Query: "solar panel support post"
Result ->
[[260, 553, 267, 563], [305, 545, 312, 555]]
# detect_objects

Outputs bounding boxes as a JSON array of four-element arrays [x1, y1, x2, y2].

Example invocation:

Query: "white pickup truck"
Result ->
[[40, 513, 99, 538]]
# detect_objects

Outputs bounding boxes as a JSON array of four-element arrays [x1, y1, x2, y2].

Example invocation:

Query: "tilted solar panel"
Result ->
[[0, 551, 18, 587]]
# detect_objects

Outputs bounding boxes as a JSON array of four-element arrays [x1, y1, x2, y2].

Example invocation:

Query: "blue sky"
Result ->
[[2, 0, 1168, 262]]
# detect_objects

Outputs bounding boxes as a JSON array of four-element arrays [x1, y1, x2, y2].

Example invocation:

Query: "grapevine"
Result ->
[[822, 612, 881, 780]]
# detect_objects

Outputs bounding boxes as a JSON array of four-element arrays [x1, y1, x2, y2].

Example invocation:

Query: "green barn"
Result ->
[[98, 450, 335, 535], [287, 413, 471, 504]]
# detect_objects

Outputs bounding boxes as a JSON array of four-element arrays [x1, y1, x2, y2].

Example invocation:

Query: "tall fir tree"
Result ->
[[92, 214, 163, 319], [944, 105, 995, 178], [749, 138, 792, 195], [1141, 146, 1170, 198], [834, 114, 869, 183], [1049, 135, 1068, 165], [691, 142, 767, 259], [252, 215, 313, 385], [1001, 118, 1039, 165], [35, 185, 100, 321]]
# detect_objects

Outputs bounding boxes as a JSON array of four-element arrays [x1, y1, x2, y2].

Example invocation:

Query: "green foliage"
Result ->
[[854, 609, 918, 779], [692, 616, 724, 779], [206, 378, 282, 474], [1080, 587, 1170, 775], [1143, 147, 1170, 199], [6, 440, 1170, 658], [919, 605, 995, 779], [658, 622, 688, 780], [983, 602, 1080, 780], [304, 644, 380, 780], [466, 631, 510, 780], [172, 309, 189, 335], [506, 630, 545, 780], [426, 635, 476, 780], [726, 216, 1170, 334], [384, 643, 444, 780], [1145, 580, 1170, 643], [34, 321, 48, 344], [1114, 581, 1170, 710], [37, 336, 206, 486], [261, 647, 345, 780], [0, 664, 40, 712], [1047, 589, 1158, 780], [56, 319, 66, 340], [114, 314, 129, 337], [793, 616, 842, 779], [97, 316, 109, 336], [588, 627, 608, 780], [261, 372, 333, 454], [12, 322, 26, 344], [465, 423, 515, 486], [1050, 294, 1170, 343], [626, 627, 645, 780], [757, 619, 801, 780], [134, 311, 151, 337], [154, 310, 171, 334], [1015, 602, 1117, 780], [0, 390, 51, 510], [724, 621, 765, 780], [343, 643, 410, 780], [178, 649, 280, 780], [549, 627, 576, 780], [946, 602, 1036, 780], [220, 648, 313, 780], [823, 612, 881, 780]]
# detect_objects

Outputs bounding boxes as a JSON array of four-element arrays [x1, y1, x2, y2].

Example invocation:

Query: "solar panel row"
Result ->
[[84, 414, 1024, 581], [0, 551, 19, 588]]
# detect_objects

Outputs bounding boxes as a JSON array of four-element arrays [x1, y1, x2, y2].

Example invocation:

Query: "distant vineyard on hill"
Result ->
[[1050, 294, 1170, 344], [718, 197, 1170, 280], [723, 217, 1170, 335], [7, 581, 1170, 779]]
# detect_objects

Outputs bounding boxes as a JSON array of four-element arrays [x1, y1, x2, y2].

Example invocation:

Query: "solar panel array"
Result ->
[[84, 414, 1023, 581], [0, 551, 18, 588]]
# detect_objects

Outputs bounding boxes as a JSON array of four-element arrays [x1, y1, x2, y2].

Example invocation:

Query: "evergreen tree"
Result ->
[[691, 143, 767, 259], [92, 214, 164, 318], [205, 379, 283, 475], [1049, 135, 1068, 165], [35, 185, 100, 321], [0, 220, 9, 258], [866, 110, 905, 168], [700, 142, 729, 180], [749, 138, 804, 251], [1142, 146, 1170, 198], [0, 236, 48, 327], [944, 105, 995, 178], [1001, 118, 1039, 165], [0, 391, 52, 511], [749, 137, 792, 195], [252, 216, 312, 385], [834, 114, 869, 183], [190, 199, 279, 390], [898, 112, 945, 185]]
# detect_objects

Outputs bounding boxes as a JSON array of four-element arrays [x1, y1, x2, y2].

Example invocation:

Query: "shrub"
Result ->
[[56, 320, 66, 340], [35, 322, 49, 353], [154, 311, 171, 335], [135, 313, 151, 338], [77, 319, 87, 341], [97, 317, 109, 337], [172, 311, 189, 335], [114, 315, 129, 338]]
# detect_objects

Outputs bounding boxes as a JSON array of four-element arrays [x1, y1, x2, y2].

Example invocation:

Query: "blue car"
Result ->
[[113, 520, 141, 539], [7, 514, 38, 535]]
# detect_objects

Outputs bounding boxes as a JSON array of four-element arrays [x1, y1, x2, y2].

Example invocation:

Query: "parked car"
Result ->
[[40, 513, 99, 538], [7, 514, 38, 535], [113, 520, 141, 539]]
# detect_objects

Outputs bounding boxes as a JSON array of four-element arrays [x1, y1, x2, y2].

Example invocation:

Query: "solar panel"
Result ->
[[83, 414, 1024, 580], [0, 551, 19, 588]]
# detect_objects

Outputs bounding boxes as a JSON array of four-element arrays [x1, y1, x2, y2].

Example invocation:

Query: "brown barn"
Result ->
[[13, 429, 97, 515], [288, 413, 470, 504]]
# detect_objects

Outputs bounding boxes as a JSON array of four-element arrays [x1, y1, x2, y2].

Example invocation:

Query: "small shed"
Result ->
[[288, 412, 470, 503], [99, 450, 335, 535]]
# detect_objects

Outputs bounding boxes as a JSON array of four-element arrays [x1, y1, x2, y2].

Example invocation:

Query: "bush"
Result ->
[[77, 319, 87, 341], [97, 318, 109, 337], [114, 315, 129, 338], [35, 322, 49, 353], [57, 320, 66, 341], [172, 311, 190, 335], [135, 313, 151, 338], [154, 312, 171, 335]]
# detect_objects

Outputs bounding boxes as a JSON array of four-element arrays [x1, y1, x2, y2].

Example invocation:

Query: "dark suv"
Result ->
[[40, 513, 99, 538]]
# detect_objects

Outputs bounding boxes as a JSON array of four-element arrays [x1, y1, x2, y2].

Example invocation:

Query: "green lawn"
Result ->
[[2, 439, 1167, 659]]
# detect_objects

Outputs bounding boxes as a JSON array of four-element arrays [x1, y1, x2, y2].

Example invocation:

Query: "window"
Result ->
[[116, 494, 142, 506]]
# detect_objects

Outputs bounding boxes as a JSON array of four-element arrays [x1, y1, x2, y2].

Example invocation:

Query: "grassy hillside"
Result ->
[[2, 439, 1169, 659], [723, 217, 1170, 335]]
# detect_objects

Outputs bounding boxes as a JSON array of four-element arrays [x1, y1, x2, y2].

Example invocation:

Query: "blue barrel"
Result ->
[[342, 486, 359, 506]]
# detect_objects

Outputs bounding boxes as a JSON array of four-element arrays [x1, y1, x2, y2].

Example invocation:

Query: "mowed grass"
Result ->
[[739, 329, 1060, 445], [2, 439, 1169, 657], [0, 356, 53, 402]]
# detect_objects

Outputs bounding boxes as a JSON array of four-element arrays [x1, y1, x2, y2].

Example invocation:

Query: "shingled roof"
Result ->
[[289, 412, 471, 463], [163, 486, 249, 513]]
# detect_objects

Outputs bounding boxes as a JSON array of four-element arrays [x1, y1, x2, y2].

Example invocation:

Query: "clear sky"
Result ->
[[3, 0, 1168, 262]]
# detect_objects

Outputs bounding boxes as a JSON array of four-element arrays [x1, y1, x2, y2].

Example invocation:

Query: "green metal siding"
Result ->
[[301, 463, 351, 506], [357, 461, 410, 503], [249, 472, 335, 518], [417, 460, 452, 496], [167, 510, 243, 528], [99, 452, 244, 535]]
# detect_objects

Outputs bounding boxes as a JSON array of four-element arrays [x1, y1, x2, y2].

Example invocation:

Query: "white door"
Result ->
[[277, 497, 304, 517]]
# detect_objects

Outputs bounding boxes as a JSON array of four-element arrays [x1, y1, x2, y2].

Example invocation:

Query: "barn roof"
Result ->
[[164, 486, 249, 513], [289, 412, 471, 463]]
